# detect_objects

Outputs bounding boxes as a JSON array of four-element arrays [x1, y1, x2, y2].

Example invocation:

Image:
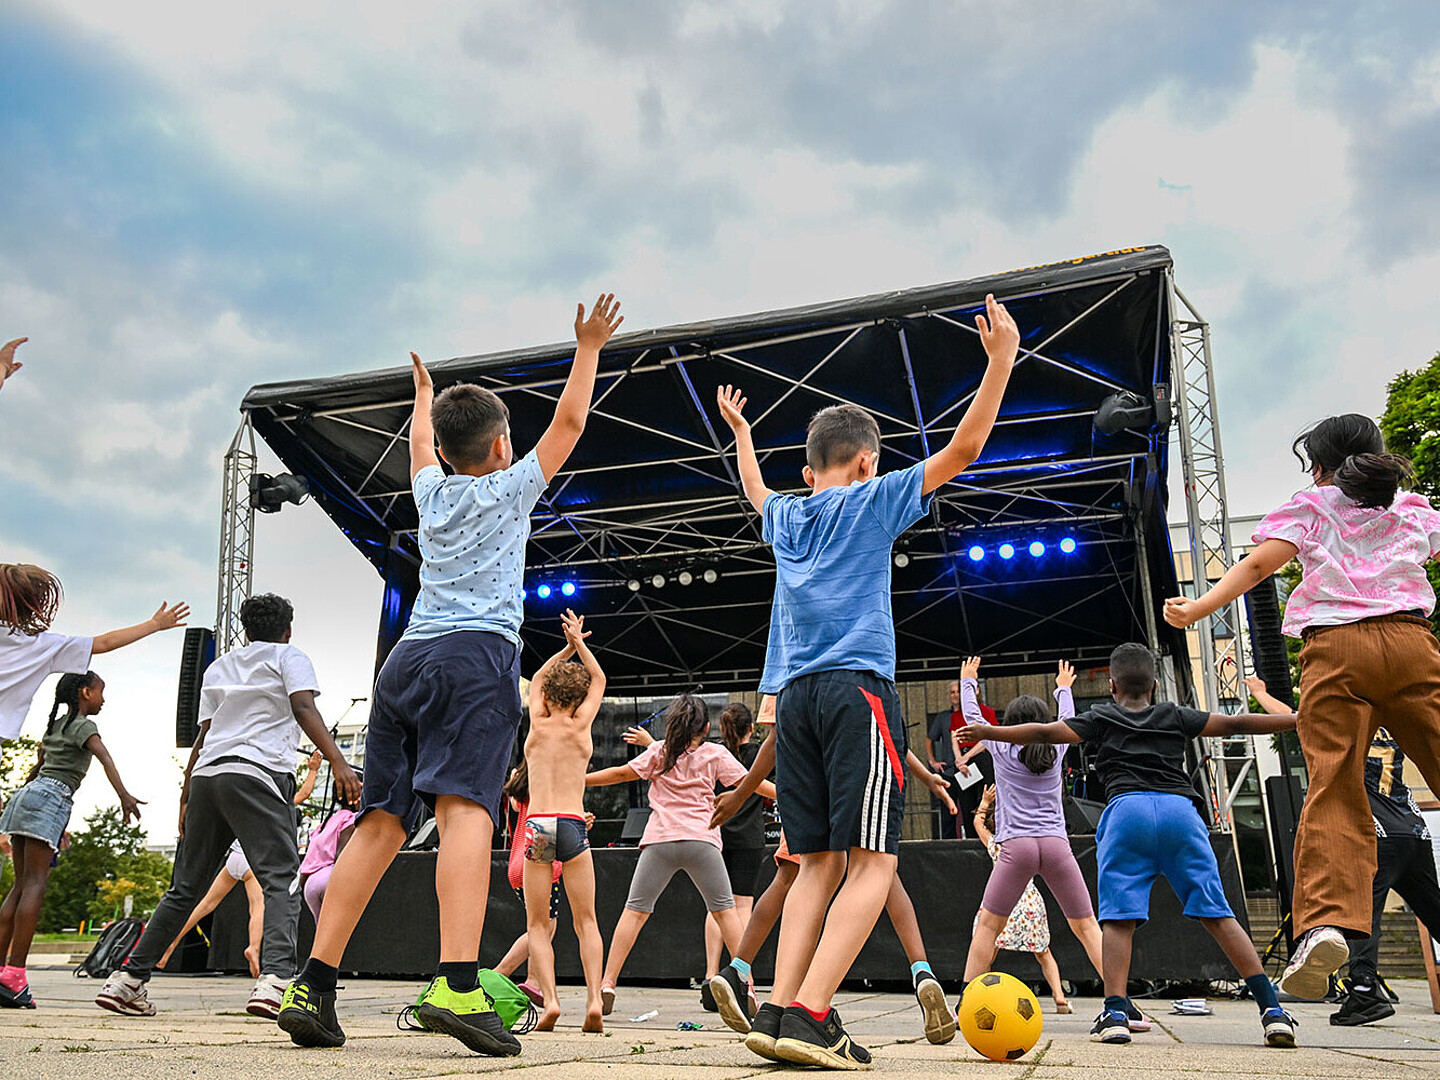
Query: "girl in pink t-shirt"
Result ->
[[1165, 414, 1440, 1000], [585, 693, 774, 1016]]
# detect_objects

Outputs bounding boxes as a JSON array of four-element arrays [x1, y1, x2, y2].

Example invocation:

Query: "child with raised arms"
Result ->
[[277, 296, 622, 1056], [520, 609, 607, 1033], [955, 643, 1300, 1047], [1165, 414, 1440, 1000], [0, 672, 143, 1008], [713, 292, 1019, 1069]]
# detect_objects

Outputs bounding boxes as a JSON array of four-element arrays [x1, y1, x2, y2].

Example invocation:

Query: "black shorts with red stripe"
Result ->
[[774, 669, 908, 856]]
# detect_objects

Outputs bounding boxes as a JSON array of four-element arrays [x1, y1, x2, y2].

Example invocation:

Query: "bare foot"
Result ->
[[245, 944, 261, 979], [536, 1004, 562, 1032], [582, 1007, 604, 1033]]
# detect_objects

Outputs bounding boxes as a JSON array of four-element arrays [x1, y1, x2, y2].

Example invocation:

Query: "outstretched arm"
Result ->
[[408, 352, 441, 479], [1201, 710, 1297, 737], [527, 636, 577, 720], [711, 723, 776, 827], [561, 609, 607, 721], [0, 337, 26, 395], [85, 735, 144, 823], [1164, 538, 1296, 628], [716, 385, 774, 515], [906, 749, 956, 815], [294, 750, 323, 805], [921, 295, 1019, 495], [291, 692, 362, 807], [585, 764, 640, 788], [535, 295, 624, 482], [972, 785, 996, 846], [93, 601, 190, 654], [955, 720, 1081, 746], [1244, 675, 1294, 717]]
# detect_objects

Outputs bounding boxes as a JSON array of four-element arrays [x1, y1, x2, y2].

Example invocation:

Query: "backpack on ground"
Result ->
[[74, 917, 145, 978], [397, 968, 537, 1033]]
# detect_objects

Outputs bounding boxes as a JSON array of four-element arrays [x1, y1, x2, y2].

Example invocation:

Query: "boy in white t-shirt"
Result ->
[[95, 594, 360, 1019]]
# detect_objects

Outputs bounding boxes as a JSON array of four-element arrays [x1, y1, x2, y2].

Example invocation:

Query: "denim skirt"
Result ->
[[0, 776, 74, 850]]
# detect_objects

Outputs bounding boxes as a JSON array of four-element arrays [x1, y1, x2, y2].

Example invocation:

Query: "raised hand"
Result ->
[[561, 608, 590, 646], [622, 726, 655, 748], [716, 384, 749, 434], [411, 351, 433, 394], [1056, 659, 1076, 689], [961, 655, 981, 680], [575, 293, 623, 351], [308, 749, 323, 770], [1163, 596, 1200, 628], [975, 294, 1020, 367], [152, 602, 191, 630], [0, 337, 26, 387], [1244, 675, 1268, 697]]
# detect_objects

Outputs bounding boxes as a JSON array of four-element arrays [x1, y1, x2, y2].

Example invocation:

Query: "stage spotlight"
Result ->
[[678, 570, 694, 586], [893, 552, 911, 569], [651, 574, 666, 589], [1029, 541, 1046, 557], [250, 472, 310, 514], [998, 543, 1016, 560], [968, 545, 985, 562], [627, 579, 641, 592], [560, 581, 576, 597], [702, 569, 718, 584], [536, 584, 552, 600], [521, 589, 528, 601], [1059, 537, 1077, 554]]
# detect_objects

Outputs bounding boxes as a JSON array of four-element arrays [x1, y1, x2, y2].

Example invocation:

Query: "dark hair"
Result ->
[[805, 404, 881, 471], [1109, 643, 1157, 698], [541, 660, 592, 712], [240, 593, 293, 643], [503, 759, 530, 804], [432, 384, 510, 466], [719, 702, 754, 756], [1292, 414, 1414, 510], [48, 671, 101, 738], [1001, 694, 1056, 774], [659, 693, 710, 775], [0, 564, 63, 636]]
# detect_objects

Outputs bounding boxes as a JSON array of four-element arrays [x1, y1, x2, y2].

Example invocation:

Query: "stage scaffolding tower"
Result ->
[[216, 416, 258, 655], [1168, 269, 1254, 836]]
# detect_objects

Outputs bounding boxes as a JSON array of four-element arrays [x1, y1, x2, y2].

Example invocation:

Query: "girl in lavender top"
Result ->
[[954, 658, 1105, 990]]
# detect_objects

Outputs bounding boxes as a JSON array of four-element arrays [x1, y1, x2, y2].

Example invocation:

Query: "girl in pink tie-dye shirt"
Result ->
[[1165, 414, 1440, 1003]]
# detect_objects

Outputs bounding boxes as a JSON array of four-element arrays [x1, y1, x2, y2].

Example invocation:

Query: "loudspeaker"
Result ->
[[175, 627, 216, 748], [1063, 796, 1106, 835], [1264, 774, 1304, 947], [1244, 575, 1293, 707], [619, 807, 651, 845]]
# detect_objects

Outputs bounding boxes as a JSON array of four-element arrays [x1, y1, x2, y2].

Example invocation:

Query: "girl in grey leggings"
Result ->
[[585, 694, 776, 1015]]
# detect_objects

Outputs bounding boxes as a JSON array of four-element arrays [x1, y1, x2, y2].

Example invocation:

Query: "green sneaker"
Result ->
[[276, 978, 345, 1048], [414, 977, 521, 1057]]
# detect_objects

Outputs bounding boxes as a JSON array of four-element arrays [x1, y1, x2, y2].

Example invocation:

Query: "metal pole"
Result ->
[[215, 415, 257, 654]]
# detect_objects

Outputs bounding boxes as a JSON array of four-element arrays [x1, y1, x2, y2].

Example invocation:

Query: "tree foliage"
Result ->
[[1381, 352, 1440, 627], [38, 807, 172, 932]]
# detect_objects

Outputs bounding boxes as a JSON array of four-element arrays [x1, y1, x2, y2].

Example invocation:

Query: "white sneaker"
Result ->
[[246, 973, 290, 1018], [95, 970, 156, 1016], [1279, 927, 1349, 1001]]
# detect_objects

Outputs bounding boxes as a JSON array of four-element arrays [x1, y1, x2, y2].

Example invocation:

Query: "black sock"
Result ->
[[1104, 995, 1129, 1016], [438, 961, 477, 993], [300, 958, 338, 995], [1245, 974, 1279, 1012]]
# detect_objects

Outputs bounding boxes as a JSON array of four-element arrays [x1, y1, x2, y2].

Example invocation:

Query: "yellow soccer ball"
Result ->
[[957, 971, 1043, 1062]]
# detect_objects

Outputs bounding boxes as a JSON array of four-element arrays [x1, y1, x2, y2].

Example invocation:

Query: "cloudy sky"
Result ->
[[2, 1, 1438, 838]]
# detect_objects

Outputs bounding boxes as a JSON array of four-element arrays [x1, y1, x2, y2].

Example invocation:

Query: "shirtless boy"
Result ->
[[523, 609, 607, 1031]]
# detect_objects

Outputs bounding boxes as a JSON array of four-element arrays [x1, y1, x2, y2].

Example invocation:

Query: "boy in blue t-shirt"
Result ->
[[714, 294, 1019, 1069], [278, 295, 623, 1056]]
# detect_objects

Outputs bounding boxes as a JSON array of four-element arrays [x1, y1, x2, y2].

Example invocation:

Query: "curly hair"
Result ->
[[240, 593, 294, 643], [0, 564, 63, 635], [541, 661, 592, 712]]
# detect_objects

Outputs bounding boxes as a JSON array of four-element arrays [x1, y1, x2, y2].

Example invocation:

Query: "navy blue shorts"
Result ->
[[1095, 791, 1234, 924], [362, 630, 521, 830], [775, 669, 908, 856]]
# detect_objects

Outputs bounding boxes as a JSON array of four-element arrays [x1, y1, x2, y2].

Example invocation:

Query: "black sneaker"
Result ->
[[1089, 1008, 1131, 1044], [743, 1002, 785, 1061], [709, 966, 753, 1034], [773, 1005, 872, 1070], [276, 978, 346, 1048], [700, 979, 718, 1012], [913, 975, 955, 1045], [1329, 985, 1395, 1027], [414, 977, 522, 1057]]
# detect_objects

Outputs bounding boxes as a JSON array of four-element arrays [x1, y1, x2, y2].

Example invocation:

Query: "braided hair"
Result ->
[[47, 671, 101, 738]]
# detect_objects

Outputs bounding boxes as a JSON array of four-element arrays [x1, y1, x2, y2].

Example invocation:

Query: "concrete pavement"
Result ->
[[1, 968, 1436, 1079]]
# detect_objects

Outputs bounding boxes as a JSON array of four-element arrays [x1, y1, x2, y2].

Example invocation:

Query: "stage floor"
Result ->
[[6, 968, 1436, 1078]]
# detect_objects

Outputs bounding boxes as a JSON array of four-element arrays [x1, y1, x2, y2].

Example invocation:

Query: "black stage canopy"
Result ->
[[242, 245, 1189, 693]]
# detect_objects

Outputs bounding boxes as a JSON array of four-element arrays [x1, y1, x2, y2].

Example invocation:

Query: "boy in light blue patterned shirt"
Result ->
[[278, 295, 623, 1057]]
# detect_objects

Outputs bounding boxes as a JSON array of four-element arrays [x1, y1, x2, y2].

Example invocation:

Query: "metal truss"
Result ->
[[216, 416, 258, 654], [1168, 270, 1251, 833]]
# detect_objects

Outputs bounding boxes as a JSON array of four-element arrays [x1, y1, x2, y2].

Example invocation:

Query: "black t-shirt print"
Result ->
[[1064, 700, 1209, 811]]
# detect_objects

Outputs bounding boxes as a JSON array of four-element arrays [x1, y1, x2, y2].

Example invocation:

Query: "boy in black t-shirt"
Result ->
[[956, 643, 1301, 1049]]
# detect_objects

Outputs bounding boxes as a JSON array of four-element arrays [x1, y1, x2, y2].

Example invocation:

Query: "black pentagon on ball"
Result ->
[[1016, 997, 1035, 1020], [980, 973, 1003, 987], [973, 1006, 997, 1031], [1006, 1047, 1026, 1060]]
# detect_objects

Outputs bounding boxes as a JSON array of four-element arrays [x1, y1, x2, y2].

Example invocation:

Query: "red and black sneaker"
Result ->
[[773, 1005, 872, 1070]]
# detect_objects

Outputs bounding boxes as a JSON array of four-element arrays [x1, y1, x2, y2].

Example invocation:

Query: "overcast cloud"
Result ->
[[1, 0, 1437, 835]]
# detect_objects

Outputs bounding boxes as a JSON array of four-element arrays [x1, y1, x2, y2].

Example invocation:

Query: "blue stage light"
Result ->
[[561, 581, 576, 597], [521, 589, 528, 601], [968, 545, 985, 562], [1029, 540, 1046, 557], [1059, 536, 1077, 554], [998, 543, 1015, 560], [536, 584, 552, 599]]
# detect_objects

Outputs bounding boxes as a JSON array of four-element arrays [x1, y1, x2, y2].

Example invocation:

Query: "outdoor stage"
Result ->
[[207, 837, 1248, 984]]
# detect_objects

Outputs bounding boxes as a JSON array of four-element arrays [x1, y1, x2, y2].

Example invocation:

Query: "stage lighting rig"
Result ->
[[249, 472, 310, 513]]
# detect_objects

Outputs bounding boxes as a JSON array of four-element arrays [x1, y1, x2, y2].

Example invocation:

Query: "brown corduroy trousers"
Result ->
[[1293, 614, 1440, 937]]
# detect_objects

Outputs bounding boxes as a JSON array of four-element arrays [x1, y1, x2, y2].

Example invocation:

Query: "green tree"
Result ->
[[38, 807, 170, 932], [1, 735, 40, 800], [1381, 352, 1440, 627]]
